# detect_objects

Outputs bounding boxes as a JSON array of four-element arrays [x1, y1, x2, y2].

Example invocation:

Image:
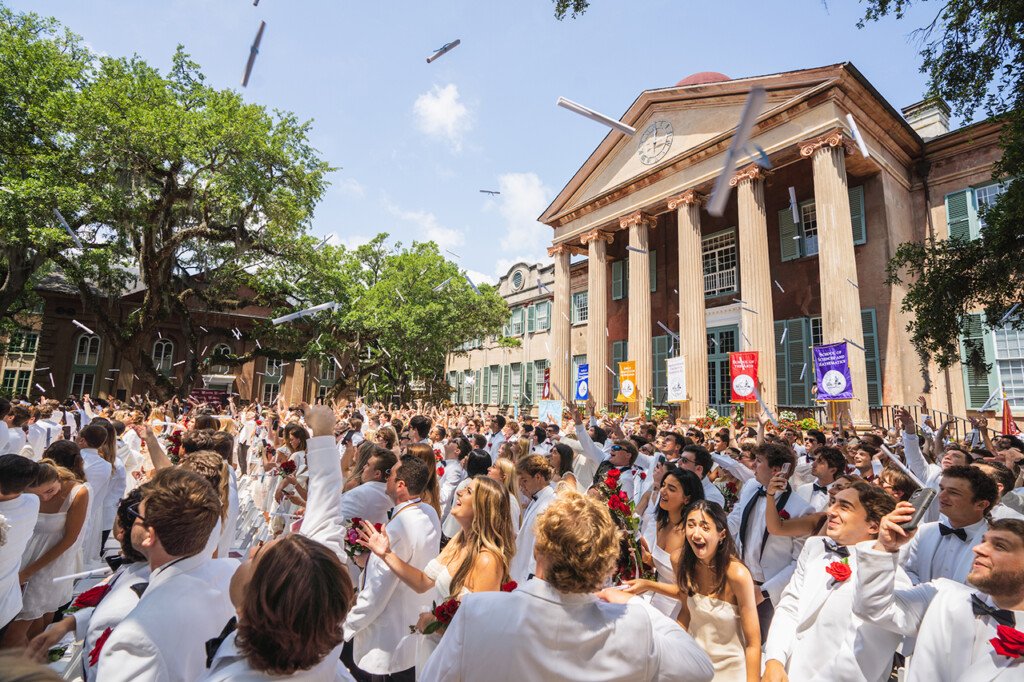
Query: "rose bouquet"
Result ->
[[344, 517, 382, 560], [417, 580, 518, 635], [595, 468, 653, 584], [278, 459, 297, 476]]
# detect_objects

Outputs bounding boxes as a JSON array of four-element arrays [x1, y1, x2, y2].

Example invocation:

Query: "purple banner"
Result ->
[[813, 342, 853, 401]]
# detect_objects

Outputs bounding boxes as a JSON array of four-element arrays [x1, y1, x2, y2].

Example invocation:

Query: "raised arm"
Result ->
[[357, 521, 437, 594], [710, 451, 754, 483], [298, 404, 346, 558], [143, 425, 173, 470], [570, 402, 606, 466]]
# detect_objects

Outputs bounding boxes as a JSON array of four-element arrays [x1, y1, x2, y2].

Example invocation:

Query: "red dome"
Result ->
[[675, 71, 730, 87]]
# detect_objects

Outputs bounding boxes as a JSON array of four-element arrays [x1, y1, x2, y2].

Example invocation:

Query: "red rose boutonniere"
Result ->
[[639, 471, 647, 480], [88, 627, 113, 667], [825, 559, 852, 585], [433, 448, 443, 461], [437, 466, 445, 477], [500, 580, 518, 592], [778, 509, 791, 520], [991, 624, 1024, 659], [67, 583, 111, 613]]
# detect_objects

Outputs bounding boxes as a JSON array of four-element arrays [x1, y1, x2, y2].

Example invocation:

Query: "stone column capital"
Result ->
[[580, 229, 616, 246], [618, 211, 657, 230], [547, 243, 574, 258], [729, 163, 771, 188], [667, 190, 706, 210], [799, 128, 855, 158]]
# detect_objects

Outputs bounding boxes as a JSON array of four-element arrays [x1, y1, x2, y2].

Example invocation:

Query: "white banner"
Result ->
[[666, 356, 686, 403], [538, 400, 564, 425]]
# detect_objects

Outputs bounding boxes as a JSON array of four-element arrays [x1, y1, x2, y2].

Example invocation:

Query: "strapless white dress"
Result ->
[[394, 557, 470, 678], [650, 541, 681, 619], [687, 593, 747, 681]]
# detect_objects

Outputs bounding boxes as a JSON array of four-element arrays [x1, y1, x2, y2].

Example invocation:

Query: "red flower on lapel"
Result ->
[[68, 583, 111, 612], [88, 627, 113, 666], [437, 466, 445, 477], [500, 580, 518, 592], [778, 509, 791, 520], [990, 624, 1024, 659], [825, 560, 852, 584]]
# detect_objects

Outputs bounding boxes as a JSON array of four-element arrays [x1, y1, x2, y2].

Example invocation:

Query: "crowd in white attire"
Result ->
[[0, 393, 1022, 682]]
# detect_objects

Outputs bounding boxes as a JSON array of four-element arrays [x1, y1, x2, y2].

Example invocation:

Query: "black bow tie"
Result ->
[[105, 555, 125, 573], [822, 538, 850, 558], [971, 594, 1016, 627], [939, 524, 968, 541], [205, 617, 237, 668], [813, 483, 829, 494], [387, 508, 394, 520], [754, 487, 768, 499], [129, 582, 149, 599]]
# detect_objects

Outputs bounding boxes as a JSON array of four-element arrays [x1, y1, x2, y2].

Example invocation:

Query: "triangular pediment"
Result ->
[[540, 64, 884, 225]]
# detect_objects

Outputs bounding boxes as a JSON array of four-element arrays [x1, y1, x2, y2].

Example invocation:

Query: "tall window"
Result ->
[[534, 360, 548, 402], [75, 335, 100, 366], [571, 291, 589, 324], [1, 369, 32, 396], [210, 344, 233, 375], [320, 358, 337, 383], [489, 365, 500, 404], [800, 202, 819, 256], [976, 181, 1009, 229], [995, 323, 1024, 408], [153, 339, 174, 373], [262, 358, 284, 403], [707, 327, 737, 410], [510, 364, 522, 405], [536, 301, 551, 331], [509, 308, 524, 336], [6, 329, 39, 355], [701, 230, 737, 297]]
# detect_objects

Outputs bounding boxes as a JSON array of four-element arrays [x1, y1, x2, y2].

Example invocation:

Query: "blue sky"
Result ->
[[15, 0, 942, 283]]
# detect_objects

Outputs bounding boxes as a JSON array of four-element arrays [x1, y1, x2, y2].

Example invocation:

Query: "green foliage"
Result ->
[[863, 1, 1023, 372], [553, 0, 591, 20]]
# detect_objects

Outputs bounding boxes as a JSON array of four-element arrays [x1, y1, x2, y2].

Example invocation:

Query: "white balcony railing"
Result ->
[[704, 267, 736, 296]]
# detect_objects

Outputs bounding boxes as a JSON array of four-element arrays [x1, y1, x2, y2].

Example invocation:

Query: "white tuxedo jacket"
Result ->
[[901, 430, 943, 524], [509, 484, 556, 585], [765, 538, 910, 681], [900, 517, 987, 584], [853, 542, 1024, 681], [340, 481, 392, 527], [419, 579, 714, 682], [727, 478, 812, 604], [73, 561, 151, 682], [97, 553, 237, 682], [343, 497, 440, 674]]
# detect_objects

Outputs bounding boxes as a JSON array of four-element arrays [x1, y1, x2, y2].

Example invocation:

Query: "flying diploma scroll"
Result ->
[[557, 97, 636, 136], [242, 21, 266, 87], [708, 86, 767, 217], [427, 39, 461, 64], [271, 302, 339, 325], [54, 209, 83, 249]]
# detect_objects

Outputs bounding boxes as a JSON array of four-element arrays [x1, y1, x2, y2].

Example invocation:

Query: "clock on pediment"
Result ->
[[637, 120, 673, 166]]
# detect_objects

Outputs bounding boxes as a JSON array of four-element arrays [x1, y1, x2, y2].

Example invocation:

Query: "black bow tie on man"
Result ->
[[970, 594, 1016, 627], [939, 523, 968, 541], [205, 617, 238, 668]]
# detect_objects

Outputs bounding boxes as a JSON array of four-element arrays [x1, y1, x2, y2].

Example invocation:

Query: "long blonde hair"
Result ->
[[444, 477, 516, 595], [179, 450, 231, 521], [490, 458, 518, 501], [406, 443, 442, 518]]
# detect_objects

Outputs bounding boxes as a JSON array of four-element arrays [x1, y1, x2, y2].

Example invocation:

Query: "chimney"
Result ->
[[901, 98, 950, 140]]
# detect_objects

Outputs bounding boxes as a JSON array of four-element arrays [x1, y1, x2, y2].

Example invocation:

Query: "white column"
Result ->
[[582, 229, 614, 409], [668, 190, 708, 420], [548, 243, 573, 399], [620, 211, 655, 416]]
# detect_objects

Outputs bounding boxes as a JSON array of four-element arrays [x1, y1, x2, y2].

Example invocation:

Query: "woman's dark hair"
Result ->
[[43, 441, 86, 482], [236, 534, 352, 675], [0, 454, 40, 494], [282, 423, 309, 453], [589, 425, 607, 445], [534, 425, 547, 446], [677, 500, 739, 598], [465, 449, 492, 478], [551, 443, 574, 478], [115, 489, 147, 563], [655, 466, 705, 530]]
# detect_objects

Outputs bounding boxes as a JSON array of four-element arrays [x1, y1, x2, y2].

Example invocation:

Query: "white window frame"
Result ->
[[994, 322, 1024, 409], [153, 339, 174, 372], [800, 200, 819, 256], [75, 334, 101, 367], [210, 343, 233, 375], [701, 229, 738, 297], [571, 291, 589, 325], [976, 180, 1009, 229]]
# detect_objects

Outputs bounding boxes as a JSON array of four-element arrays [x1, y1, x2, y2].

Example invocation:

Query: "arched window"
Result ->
[[262, 358, 284, 402], [152, 339, 174, 373], [210, 343, 233, 375], [75, 335, 100, 366]]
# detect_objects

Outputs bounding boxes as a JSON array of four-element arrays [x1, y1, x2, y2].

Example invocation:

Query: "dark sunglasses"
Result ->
[[126, 502, 147, 525]]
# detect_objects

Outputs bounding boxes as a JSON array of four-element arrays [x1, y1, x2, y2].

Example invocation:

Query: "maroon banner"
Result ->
[[542, 368, 551, 400], [190, 388, 228, 404]]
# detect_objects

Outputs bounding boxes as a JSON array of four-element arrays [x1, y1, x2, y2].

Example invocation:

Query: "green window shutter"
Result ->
[[527, 304, 536, 333], [849, 185, 866, 245], [652, 335, 669, 404], [860, 309, 882, 407], [483, 367, 491, 404], [611, 340, 627, 396], [525, 362, 535, 404], [649, 250, 657, 292], [542, 301, 551, 330], [612, 260, 624, 300], [774, 320, 789, 406], [787, 318, 810, 406], [779, 206, 801, 261], [960, 312, 997, 409], [945, 189, 979, 241]]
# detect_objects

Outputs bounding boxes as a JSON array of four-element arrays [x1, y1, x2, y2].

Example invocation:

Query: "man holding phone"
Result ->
[[853, 508, 1024, 681]]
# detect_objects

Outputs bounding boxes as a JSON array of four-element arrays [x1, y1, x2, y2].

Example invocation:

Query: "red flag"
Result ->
[[1003, 396, 1020, 436], [729, 351, 759, 403], [541, 368, 551, 400]]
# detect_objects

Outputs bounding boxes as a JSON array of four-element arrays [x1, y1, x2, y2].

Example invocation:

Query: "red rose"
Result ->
[[825, 560, 852, 583], [351, 517, 363, 527], [603, 477, 617, 489], [434, 449, 443, 461], [88, 627, 113, 667], [639, 471, 647, 480], [779, 509, 791, 520], [607, 468, 622, 480], [437, 466, 445, 477], [374, 523, 383, 532], [280, 460, 297, 475], [991, 624, 1024, 659], [71, 584, 111, 610], [500, 580, 518, 592], [432, 598, 460, 625]]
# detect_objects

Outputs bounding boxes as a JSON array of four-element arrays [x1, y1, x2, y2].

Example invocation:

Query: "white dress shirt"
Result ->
[[420, 579, 715, 682], [902, 430, 943, 524], [509, 485, 556, 584], [797, 480, 833, 512], [765, 538, 910, 681], [900, 517, 988, 584], [344, 497, 441, 674], [0, 493, 40, 627], [82, 448, 113, 562], [485, 430, 505, 463], [27, 419, 62, 459], [853, 542, 1024, 681], [702, 478, 725, 507]]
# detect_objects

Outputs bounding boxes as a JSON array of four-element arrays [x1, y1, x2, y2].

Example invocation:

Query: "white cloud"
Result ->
[[494, 256, 544, 279], [336, 178, 366, 198], [333, 233, 372, 250], [413, 84, 471, 152], [385, 201, 466, 253], [465, 269, 498, 286], [492, 172, 553, 274]]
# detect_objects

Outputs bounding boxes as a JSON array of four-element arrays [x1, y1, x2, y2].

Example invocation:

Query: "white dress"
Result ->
[[686, 593, 747, 682], [18, 484, 88, 619], [394, 557, 470, 678], [650, 541, 681, 619]]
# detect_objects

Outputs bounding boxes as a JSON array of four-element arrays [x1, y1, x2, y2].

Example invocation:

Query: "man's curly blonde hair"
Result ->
[[534, 490, 619, 593]]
